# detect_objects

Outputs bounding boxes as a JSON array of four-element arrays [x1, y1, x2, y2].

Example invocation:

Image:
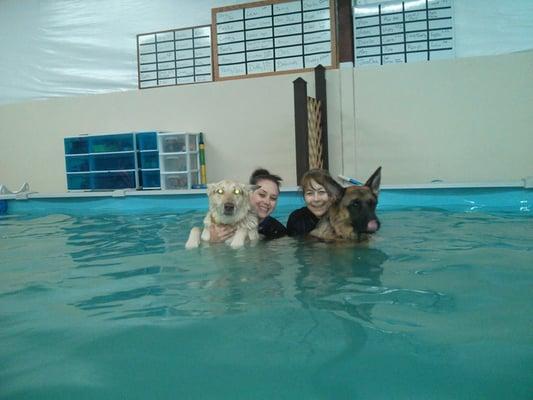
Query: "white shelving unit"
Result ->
[[157, 132, 201, 190]]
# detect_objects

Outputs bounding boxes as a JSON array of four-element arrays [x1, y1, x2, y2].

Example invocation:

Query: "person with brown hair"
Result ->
[[248, 168, 287, 239], [286, 169, 344, 237]]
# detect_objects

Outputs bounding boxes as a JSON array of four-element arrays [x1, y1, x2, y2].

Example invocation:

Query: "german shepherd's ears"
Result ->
[[364, 167, 382, 196]]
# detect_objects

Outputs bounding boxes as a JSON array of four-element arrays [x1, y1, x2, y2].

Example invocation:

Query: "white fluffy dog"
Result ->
[[185, 180, 259, 249]]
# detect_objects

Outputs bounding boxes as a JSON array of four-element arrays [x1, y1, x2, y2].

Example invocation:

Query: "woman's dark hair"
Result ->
[[250, 168, 283, 189]]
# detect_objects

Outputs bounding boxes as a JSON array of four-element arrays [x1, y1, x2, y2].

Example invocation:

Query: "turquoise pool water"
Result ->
[[1, 205, 532, 399]]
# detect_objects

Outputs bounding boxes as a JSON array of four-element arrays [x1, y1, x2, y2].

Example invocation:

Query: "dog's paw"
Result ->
[[230, 237, 245, 249], [185, 239, 200, 249], [230, 230, 246, 249], [248, 229, 259, 243], [185, 227, 201, 249], [200, 228, 210, 242], [230, 241, 244, 249]]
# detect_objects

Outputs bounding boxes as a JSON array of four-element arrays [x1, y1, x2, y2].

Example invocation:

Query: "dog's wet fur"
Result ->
[[185, 180, 259, 249], [311, 167, 381, 242]]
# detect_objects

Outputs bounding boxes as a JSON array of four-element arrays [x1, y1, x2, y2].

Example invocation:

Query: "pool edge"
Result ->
[[1, 185, 531, 216]]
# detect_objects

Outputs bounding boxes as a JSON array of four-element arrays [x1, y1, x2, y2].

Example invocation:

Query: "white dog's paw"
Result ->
[[230, 240, 244, 249], [200, 228, 210, 242], [248, 230, 259, 243], [185, 227, 201, 249], [230, 230, 246, 249]]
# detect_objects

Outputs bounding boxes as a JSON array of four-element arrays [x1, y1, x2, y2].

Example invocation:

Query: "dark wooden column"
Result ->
[[314, 64, 328, 170], [293, 77, 309, 184], [336, 0, 354, 63]]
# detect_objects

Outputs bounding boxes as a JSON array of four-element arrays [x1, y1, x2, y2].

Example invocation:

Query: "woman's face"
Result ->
[[250, 179, 279, 220], [303, 179, 330, 217]]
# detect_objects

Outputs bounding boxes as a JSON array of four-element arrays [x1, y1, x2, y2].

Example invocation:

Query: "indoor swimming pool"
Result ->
[[0, 189, 532, 399]]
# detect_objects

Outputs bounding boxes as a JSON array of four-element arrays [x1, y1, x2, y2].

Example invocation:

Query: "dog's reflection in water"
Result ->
[[293, 242, 388, 323], [190, 238, 387, 326]]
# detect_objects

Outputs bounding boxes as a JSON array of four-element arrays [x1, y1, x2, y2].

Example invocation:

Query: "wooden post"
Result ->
[[314, 65, 328, 170], [293, 77, 309, 184], [336, 0, 354, 63]]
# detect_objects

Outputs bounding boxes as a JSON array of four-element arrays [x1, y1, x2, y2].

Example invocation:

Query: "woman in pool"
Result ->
[[286, 168, 344, 236], [210, 168, 287, 241], [249, 168, 287, 239]]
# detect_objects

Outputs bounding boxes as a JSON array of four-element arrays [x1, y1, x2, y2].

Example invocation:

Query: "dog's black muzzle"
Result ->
[[348, 203, 380, 235], [223, 202, 235, 215], [351, 217, 380, 234]]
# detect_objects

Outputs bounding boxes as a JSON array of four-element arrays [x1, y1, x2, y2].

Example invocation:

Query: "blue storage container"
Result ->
[[136, 132, 158, 151], [64, 132, 190, 191], [67, 174, 91, 190], [64, 137, 89, 154], [65, 156, 90, 172], [92, 171, 136, 189], [138, 151, 159, 169], [89, 134, 134, 153], [90, 153, 136, 171], [140, 170, 161, 189]]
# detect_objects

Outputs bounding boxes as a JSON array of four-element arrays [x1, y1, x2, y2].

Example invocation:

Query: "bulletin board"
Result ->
[[353, 0, 454, 67], [137, 25, 213, 89], [212, 0, 337, 80]]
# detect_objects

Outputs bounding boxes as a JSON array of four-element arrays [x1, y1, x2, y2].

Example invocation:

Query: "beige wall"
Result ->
[[346, 50, 533, 184], [0, 72, 309, 192], [1, 51, 532, 193]]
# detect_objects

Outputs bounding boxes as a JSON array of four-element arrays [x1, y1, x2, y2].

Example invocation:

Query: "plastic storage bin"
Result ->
[[138, 151, 159, 169], [136, 131, 158, 151], [136, 131, 160, 189], [161, 135, 186, 153], [90, 153, 136, 171], [187, 134, 198, 152], [190, 171, 199, 187], [65, 133, 139, 191], [65, 156, 89, 172], [66, 174, 91, 190], [140, 170, 161, 189], [164, 173, 188, 189], [189, 153, 198, 170], [158, 132, 201, 190], [64, 137, 89, 154], [92, 171, 136, 189], [64, 131, 199, 191], [162, 154, 187, 171], [90, 134, 134, 153]]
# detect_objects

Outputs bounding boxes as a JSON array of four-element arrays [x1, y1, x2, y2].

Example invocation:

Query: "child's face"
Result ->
[[303, 179, 330, 217]]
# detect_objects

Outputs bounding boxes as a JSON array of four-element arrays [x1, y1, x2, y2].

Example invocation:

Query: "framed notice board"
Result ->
[[212, 0, 337, 80], [137, 25, 213, 88], [353, 0, 454, 67]]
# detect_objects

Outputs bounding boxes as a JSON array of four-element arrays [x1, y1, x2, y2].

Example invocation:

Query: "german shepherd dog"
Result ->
[[310, 167, 381, 242]]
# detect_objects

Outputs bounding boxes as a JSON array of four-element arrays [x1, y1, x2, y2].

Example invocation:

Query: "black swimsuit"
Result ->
[[258, 216, 287, 240], [286, 207, 319, 236]]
